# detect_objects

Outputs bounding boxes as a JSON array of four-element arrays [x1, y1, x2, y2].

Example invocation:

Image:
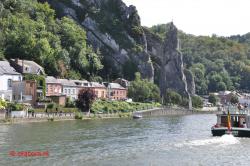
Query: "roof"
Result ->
[[45, 76, 61, 84], [108, 83, 126, 89], [72, 80, 90, 87], [90, 82, 106, 88], [11, 59, 45, 75], [58, 79, 76, 87], [0, 61, 21, 75]]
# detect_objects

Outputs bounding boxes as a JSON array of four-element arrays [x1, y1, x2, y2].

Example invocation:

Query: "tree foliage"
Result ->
[[230, 94, 239, 104], [76, 89, 96, 114], [192, 96, 203, 108], [0, 0, 103, 79], [150, 23, 250, 94], [128, 72, 160, 102], [208, 94, 218, 106], [164, 90, 182, 105]]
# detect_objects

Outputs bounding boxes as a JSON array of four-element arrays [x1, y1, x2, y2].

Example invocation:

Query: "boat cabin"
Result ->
[[216, 113, 250, 128]]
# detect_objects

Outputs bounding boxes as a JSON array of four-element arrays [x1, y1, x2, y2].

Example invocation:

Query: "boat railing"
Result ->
[[221, 105, 250, 115]]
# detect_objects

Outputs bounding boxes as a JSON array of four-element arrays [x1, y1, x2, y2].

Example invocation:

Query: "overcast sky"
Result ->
[[123, 0, 250, 36]]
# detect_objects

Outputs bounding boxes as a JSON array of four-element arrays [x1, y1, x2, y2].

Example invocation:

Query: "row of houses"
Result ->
[[45, 76, 128, 105], [0, 59, 129, 107]]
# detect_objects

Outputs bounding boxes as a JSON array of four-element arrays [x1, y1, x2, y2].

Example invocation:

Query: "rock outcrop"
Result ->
[[42, 0, 194, 102], [44, 0, 154, 81], [145, 23, 194, 109]]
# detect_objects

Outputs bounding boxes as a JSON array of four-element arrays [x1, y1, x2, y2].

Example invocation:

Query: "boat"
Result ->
[[211, 105, 250, 137], [132, 114, 142, 119]]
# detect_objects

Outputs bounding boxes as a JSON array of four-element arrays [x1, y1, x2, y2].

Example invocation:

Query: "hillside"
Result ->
[[2, 0, 250, 96], [0, 0, 195, 99], [150, 24, 250, 94]]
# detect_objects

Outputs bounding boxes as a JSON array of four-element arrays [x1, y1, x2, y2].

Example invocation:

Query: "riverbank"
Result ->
[[0, 107, 219, 125], [133, 106, 219, 117]]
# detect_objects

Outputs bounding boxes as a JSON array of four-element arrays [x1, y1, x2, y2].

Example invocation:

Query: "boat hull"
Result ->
[[211, 127, 250, 137]]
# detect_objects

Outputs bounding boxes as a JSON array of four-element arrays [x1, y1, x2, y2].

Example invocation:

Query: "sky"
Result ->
[[123, 0, 250, 37]]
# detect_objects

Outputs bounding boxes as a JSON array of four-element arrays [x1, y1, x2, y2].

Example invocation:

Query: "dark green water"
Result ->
[[0, 114, 250, 166]]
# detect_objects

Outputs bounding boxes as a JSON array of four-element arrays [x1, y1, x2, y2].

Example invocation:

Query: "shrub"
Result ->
[[47, 103, 56, 109], [75, 112, 83, 120], [192, 96, 203, 108], [8, 103, 24, 111]]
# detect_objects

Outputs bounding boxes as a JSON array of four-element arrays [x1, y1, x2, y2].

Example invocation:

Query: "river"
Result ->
[[0, 114, 250, 166]]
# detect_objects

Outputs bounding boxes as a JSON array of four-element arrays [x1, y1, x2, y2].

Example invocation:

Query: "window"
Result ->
[[8, 79, 12, 88], [25, 67, 30, 72], [68, 89, 71, 94], [39, 80, 43, 86], [65, 89, 67, 94], [73, 89, 75, 94]]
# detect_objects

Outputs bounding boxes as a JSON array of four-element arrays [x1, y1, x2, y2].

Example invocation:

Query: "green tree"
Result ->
[[164, 90, 182, 105], [208, 94, 218, 106], [230, 94, 239, 104], [192, 96, 203, 108], [128, 72, 160, 102], [0, 99, 7, 109]]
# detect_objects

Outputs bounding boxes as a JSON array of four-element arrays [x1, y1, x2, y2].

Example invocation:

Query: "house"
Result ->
[[90, 82, 107, 99], [9, 59, 45, 98], [113, 78, 130, 88], [214, 91, 240, 105], [238, 93, 250, 106], [45, 76, 63, 96], [12, 80, 37, 106], [45, 76, 66, 106], [106, 83, 127, 100], [0, 61, 22, 101], [9, 59, 45, 75], [75, 80, 107, 99], [58, 79, 78, 100]]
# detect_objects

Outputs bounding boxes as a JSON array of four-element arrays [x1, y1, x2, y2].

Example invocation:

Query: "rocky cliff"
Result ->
[[41, 0, 194, 98], [42, 0, 153, 81]]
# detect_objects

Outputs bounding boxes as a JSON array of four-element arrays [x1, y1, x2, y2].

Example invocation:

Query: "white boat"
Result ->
[[133, 114, 142, 119]]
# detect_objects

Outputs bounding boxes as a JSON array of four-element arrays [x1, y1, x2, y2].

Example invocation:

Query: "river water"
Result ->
[[0, 114, 250, 166]]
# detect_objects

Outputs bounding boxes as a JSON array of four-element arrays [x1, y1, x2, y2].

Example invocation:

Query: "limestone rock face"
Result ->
[[145, 23, 194, 109], [44, 0, 154, 81], [42, 0, 194, 98], [160, 23, 188, 95]]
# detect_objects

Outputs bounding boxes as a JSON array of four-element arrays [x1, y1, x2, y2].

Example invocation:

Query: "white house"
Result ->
[[58, 79, 78, 100], [0, 61, 22, 101]]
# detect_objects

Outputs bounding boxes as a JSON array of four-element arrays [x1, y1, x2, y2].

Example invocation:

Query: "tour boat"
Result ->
[[211, 106, 250, 137]]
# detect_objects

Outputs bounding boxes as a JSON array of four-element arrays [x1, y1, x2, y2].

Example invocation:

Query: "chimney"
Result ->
[[15, 58, 19, 64]]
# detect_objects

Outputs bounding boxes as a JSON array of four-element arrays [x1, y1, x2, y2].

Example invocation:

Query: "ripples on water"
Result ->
[[0, 114, 250, 166]]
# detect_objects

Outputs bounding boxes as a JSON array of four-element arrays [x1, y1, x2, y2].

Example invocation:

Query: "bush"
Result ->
[[8, 103, 24, 111], [91, 100, 161, 114], [192, 96, 203, 108], [0, 99, 7, 109], [65, 97, 75, 108], [46, 103, 56, 109], [208, 94, 218, 106], [164, 90, 182, 105], [75, 112, 83, 119]]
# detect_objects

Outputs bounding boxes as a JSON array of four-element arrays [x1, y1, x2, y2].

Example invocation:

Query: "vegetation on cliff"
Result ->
[[150, 24, 250, 94], [0, 0, 103, 80], [128, 73, 161, 102]]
